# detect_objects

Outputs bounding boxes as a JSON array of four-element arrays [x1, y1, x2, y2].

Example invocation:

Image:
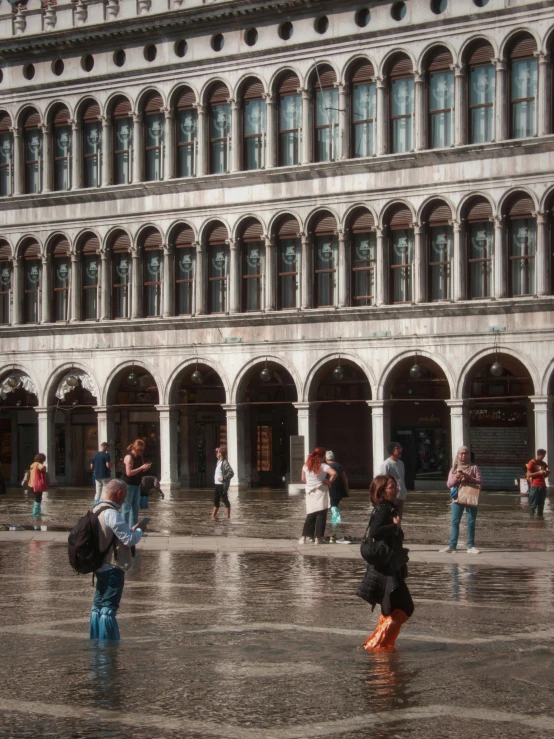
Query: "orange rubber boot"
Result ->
[[362, 614, 388, 650], [380, 609, 409, 649]]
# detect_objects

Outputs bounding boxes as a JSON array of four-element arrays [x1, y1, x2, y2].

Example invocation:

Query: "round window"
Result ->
[[113, 49, 126, 67], [391, 2, 407, 21], [144, 44, 157, 62], [245, 28, 258, 47], [473, 0, 489, 5], [175, 39, 188, 58], [23, 63, 35, 81], [81, 54, 94, 73], [315, 16, 329, 34], [355, 8, 370, 27], [52, 59, 64, 76], [279, 21, 293, 40], [431, 0, 447, 14], [211, 33, 224, 52]]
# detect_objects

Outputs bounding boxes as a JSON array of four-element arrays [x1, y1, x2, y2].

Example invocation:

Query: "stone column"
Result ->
[[376, 77, 387, 155], [36, 407, 56, 486], [293, 402, 319, 461], [11, 257, 22, 325], [131, 248, 141, 319], [163, 108, 175, 180], [101, 116, 112, 186], [452, 64, 466, 146], [222, 404, 247, 491], [195, 104, 207, 176], [535, 52, 551, 137], [64, 410, 73, 485], [414, 222, 426, 303], [70, 251, 80, 322], [41, 125, 53, 192], [301, 88, 312, 165], [264, 233, 276, 311], [230, 99, 240, 172], [338, 229, 349, 307], [337, 82, 349, 160], [535, 211, 549, 296], [531, 396, 553, 486], [194, 241, 205, 315], [70, 119, 82, 190], [132, 112, 143, 184], [228, 238, 240, 313], [300, 232, 312, 309], [94, 406, 114, 471], [178, 407, 193, 486], [452, 220, 465, 301], [156, 404, 179, 490], [414, 72, 426, 151], [446, 400, 468, 465], [162, 244, 172, 317], [367, 400, 390, 478], [41, 256, 51, 323], [493, 216, 507, 299], [264, 93, 276, 168], [100, 249, 110, 320], [375, 226, 387, 305], [12, 128, 23, 196], [494, 59, 508, 141]]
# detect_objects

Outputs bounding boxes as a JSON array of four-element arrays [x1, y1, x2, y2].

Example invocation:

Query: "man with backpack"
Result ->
[[86, 479, 146, 640]]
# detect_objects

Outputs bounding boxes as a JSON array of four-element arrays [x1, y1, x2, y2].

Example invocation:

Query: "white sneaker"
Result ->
[[314, 538, 328, 545], [467, 547, 480, 554], [298, 537, 306, 544], [440, 546, 456, 553]]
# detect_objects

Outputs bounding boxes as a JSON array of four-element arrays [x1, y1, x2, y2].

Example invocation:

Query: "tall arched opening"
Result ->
[[0, 370, 38, 483]]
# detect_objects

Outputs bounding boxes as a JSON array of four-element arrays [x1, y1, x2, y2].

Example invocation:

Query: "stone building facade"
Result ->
[[0, 0, 552, 491]]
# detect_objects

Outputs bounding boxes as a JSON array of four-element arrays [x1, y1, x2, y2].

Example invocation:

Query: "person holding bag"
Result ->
[[29, 453, 48, 517], [441, 446, 482, 554], [357, 475, 414, 651], [298, 447, 338, 544]]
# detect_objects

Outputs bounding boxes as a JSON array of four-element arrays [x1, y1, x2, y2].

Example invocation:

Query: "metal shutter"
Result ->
[[428, 47, 453, 72], [279, 72, 300, 95], [314, 66, 336, 92], [83, 100, 101, 122], [53, 107, 70, 126], [350, 209, 375, 232], [468, 40, 495, 67], [144, 93, 164, 114], [112, 232, 131, 252], [207, 222, 228, 244], [427, 202, 453, 226], [142, 228, 163, 249], [23, 109, 41, 129], [507, 196, 534, 219], [277, 216, 300, 238], [0, 113, 12, 133], [243, 78, 264, 101], [314, 213, 337, 234], [509, 35, 537, 59], [173, 224, 195, 247], [242, 219, 264, 241], [23, 241, 41, 259], [52, 236, 70, 257], [466, 198, 492, 222], [389, 205, 412, 228], [351, 59, 375, 85], [113, 98, 132, 118], [209, 83, 230, 105], [176, 88, 196, 109], [0, 241, 11, 260], [81, 234, 100, 254], [389, 54, 413, 79]]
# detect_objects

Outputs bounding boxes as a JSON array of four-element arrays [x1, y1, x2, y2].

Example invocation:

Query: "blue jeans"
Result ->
[[528, 486, 547, 516], [90, 567, 125, 641], [122, 484, 140, 528], [449, 502, 478, 550]]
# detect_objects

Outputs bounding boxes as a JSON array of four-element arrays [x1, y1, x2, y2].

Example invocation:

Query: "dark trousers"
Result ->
[[302, 509, 327, 539], [94, 567, 125, 612], [389, 579, 415, 618], [33, 492, 43, 504], [214, 484, 230, 509], [529, 486, 547, 516]]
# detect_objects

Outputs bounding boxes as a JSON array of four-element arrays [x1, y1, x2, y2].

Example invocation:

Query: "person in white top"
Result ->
[[379, 442, 408, 520], [299, 446, 338, 545], [211, 447, 234, 519]]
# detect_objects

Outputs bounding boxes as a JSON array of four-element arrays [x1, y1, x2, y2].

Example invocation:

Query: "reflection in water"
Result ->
[[363, 651, 412, 712], [450, 564, 476, 601], [88, 642, 121, 709]]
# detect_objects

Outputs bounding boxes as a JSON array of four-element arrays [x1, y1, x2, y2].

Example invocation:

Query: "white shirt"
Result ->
[[302, 462, 331, 514], [96, 505, 143, 572], [215, 460, 223, 485], [379, 458, 407, 500]]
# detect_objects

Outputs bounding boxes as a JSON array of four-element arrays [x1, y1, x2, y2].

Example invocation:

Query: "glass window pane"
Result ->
[[315, 88, 338, 127], [146, 147, 161, 181], [0, 262, 11, 323], [210, 140, 227, 174], [391, 230, 413, 303], [114, 253, 131, 284], [175, 247, 195, 315], [315, 234, 337, 307], [244, 100, 266, 136], [245, 137, 261, 171], [210, 104, 231, 140], [0, 133, 12, 196], [469, 222, 493, 299], [392, 117, 412, 153], [177, 109, 198, 144], [25, 130, 42, 193], [24, 259, 40, 322], [353, 121, 373, 158], [430, 226, 453, 300], [512, 100, 536, 139], [280, 94, 302, 131], [83, 287, 97, 320], [470, 65, 495, 106], [178, 144, 195, 178], [429, 72, 453, 112], [84, 120, 103, 187], [243, 241, 264, 311], [510, 218, 536, 296], [114, 118, 132, 184], [470, 107, 494, 144], [279, 132, 298, 166], [391, 78, 414, 116], [353, 83, 376, 122], [511, 59, 538, 138], [54, 125, 71, 190], [83, 254, 99, 287], [278, 238, 300, 309]]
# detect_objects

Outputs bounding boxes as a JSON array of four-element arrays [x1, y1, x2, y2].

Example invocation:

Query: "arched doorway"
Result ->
[[171, 363, 226, 487], [0, 370, 38, 483], [238, 361, 298, 488], [310, 359, 372, 487], [50, 370, 98, 485], [107, 366, 160, 478], [465, 353, 534, 489], [387, 357, 450, 490]]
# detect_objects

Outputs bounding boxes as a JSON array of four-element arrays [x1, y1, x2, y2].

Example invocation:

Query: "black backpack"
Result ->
[[68, 505, 116, 575]]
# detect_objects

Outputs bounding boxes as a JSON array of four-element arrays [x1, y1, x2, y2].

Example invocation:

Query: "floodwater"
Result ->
[[0, 489, 553, 738]]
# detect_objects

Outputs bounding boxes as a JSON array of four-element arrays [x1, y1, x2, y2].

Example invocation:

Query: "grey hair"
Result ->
[[104, 479, 127, 498]]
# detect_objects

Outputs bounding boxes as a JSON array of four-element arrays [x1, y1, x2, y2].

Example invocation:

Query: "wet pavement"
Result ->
[[0, 488, 553, 738]]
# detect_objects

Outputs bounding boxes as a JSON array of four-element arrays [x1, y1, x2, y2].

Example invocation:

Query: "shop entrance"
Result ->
[[0, 371, 39, 483]]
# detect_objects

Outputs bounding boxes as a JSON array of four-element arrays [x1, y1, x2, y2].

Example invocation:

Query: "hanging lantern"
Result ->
[[490, 361, 504, 377], [66, 374, 79, 387], [6, 375, 21, 389], [409, 363, 423, 380], [127, 371, 139, 386], [191, 369, 204, 385], [333, 364, 345, 381], [260, 367, 272, 382]]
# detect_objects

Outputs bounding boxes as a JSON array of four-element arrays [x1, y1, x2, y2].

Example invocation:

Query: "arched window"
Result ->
[[507, 195, 536, 296], [467, 40, 495, 144], [175, 88, 197, 178], [52, 106, 72, 191], [23, 109, 43, 194], [240, 219, 264, 311], [0, 113, 14, 196], [22, 241, 41, 323], [426, 48, 454, 149], [466, 197, 493, 299], [509, 35, 538, 138], [144, 93, 164, 181], [208, 84, 231, 174], [350, 209, 375, 305], [350, 60, 376, 158], [313, 66, 338, 162], [141, 228, 163, 317], [112, 97, 133, 185], [242, 79, 266, 170], [173, 224, 195, 315], [389, 55, 414, 154], [82, 100, 102, 188], [426, 202, 453, 300], [111, 232, 131, 319], [313, 213, 338, 307], [51, 236, 70, 321], [277, 72, 301, 167], [80, 233, 100, 320], [0, 241, 11, 324], [207, 223, 229, 313], [276, 216, 300, 309], [388, 205, 414, 303]]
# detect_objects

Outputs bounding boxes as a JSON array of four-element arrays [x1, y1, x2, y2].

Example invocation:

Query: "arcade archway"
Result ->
[[0, 370, 38, 483]]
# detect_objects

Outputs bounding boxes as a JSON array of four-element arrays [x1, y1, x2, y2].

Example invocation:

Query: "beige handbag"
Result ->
[[457, 482, 480, 507]]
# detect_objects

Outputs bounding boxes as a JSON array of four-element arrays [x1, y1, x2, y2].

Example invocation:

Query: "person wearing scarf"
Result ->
[[441, 446, 482, 554]]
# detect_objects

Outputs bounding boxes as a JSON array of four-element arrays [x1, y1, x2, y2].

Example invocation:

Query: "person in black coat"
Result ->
[[357, 475, 414, 651]]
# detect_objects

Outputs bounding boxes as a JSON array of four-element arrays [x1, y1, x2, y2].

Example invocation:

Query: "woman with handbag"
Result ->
[[29, 453, 48, 516], [441, 446, 482, 554], [121, 439, 152, 528], [299, 447, 338, 544], [357, 475, 414, 651]]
